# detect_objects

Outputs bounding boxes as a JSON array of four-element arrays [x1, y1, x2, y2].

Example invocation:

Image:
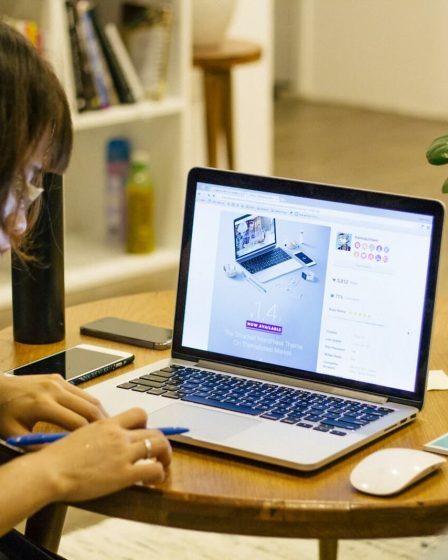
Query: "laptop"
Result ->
[[87, 167, 444, 471], [234, 214, 302, 282]]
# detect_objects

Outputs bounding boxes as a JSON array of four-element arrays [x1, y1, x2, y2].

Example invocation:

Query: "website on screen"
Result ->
[[182, 183, 433, 392]]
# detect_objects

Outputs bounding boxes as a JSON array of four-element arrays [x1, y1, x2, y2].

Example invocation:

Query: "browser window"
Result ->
[[182, 182, 433, 393]]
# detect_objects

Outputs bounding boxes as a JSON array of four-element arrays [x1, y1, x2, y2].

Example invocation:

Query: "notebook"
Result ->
[[234, 215, 301, 282], [87, 167, 444, 471]]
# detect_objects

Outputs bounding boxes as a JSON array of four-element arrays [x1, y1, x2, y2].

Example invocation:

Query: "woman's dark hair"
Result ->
[[0, 20, 73, 254]]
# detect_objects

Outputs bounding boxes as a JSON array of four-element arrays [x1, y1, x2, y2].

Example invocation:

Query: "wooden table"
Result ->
[[1, 291, 447, 560], [193, 40, 262, 169]]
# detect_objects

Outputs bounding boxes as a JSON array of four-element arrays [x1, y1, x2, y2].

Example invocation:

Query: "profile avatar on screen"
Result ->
[[336, 232, 352, 251], [233, 215, 301, 283]]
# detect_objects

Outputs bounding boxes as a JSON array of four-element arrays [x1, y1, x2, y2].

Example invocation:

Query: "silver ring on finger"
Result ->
[[144, 438, 153, 459]]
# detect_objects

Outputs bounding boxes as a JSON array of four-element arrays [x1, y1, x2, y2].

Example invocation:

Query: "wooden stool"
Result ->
[[193, 40, 262, 169]]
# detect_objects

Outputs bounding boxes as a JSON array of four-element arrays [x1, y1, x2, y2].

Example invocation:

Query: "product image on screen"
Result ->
[[234, 215, 276, 258], [9, 344, 134, 384], [295, 251, 316, 266]]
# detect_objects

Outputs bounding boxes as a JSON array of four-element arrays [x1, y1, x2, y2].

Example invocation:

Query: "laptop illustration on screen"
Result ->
[[87, 168, 444, 472], [234, 215, 302, 283]]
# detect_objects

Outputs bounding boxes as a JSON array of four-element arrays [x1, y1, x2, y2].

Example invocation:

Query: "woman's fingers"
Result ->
[[31, 401, 92, 431], [31, 410, 173, 502], [56, 390, 107, 423], [44, 375, 108, 421], [127, 428, 166, 443], [134, 460, 166, 485], [13, 374, 108, 428], [128, 430, 172, 467], [62, 382, 109, 416], [109, 407, 148, 430]]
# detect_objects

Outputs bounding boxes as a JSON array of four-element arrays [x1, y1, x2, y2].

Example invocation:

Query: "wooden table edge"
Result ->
[[66, 485, 448, 539], [9, 290, 447, 543]]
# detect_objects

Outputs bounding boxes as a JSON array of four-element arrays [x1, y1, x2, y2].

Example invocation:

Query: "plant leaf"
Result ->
[[442, 178, 448, 193], [427, 134, 448, 165], [426, 141, 448, 165], [426, 134, 448, 165]]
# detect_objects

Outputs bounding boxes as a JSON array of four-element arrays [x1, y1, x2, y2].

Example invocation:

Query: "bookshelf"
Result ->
[[0, 0, 191, 325]]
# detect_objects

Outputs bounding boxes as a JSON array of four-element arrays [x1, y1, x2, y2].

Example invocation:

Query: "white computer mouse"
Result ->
[[350, 448, 446, 496]]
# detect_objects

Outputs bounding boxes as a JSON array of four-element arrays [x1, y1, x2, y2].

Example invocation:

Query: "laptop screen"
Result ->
[[174, 168, 444, 405], [234, 215, 277, 260]]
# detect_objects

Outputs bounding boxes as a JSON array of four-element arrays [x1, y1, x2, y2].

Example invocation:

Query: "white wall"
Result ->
[[274, 0, 300, 86], [189, 0, 274, 174], [292, 0, 448, 119]]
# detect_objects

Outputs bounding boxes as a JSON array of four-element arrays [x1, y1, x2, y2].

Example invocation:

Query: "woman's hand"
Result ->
[[34, 407, 172, 501], [0, 373, 107, 438]]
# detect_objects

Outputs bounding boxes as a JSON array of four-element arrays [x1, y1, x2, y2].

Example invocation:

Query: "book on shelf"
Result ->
[[76, 0, 119, 109], [65, 1, 89, 112], [104, 23, 145, 103], [65, 0, 102, 111], [88, 6, 135, 105], [4, 15, 43, 54], [65, 0, 142, 111], [121, 2, 173, 100]]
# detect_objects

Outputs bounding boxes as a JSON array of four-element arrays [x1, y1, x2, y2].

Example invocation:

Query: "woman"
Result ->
[[0, 20, 171, 558]]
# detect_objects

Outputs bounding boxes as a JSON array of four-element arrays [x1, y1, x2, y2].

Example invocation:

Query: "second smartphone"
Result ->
[[80, 317, 173, 350], [8, 344, 134, 385]]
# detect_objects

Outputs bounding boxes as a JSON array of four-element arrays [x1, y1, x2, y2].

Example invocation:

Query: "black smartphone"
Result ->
[[7, 344, 135, 385], [80, 317, 173, 350], [295, 251, 316, 267]]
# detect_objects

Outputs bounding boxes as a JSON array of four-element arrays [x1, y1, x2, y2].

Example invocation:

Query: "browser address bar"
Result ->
[[211, 193, 321, 217]]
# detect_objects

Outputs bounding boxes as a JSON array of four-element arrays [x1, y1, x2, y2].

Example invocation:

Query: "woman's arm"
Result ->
[[0, 373, 107, 437], [0, 407, 171, 536]]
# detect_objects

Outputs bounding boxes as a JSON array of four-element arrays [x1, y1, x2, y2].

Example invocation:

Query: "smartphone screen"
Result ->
[[9, 345, 134, 384], [295, 251, 315, 266], [80, 317, 172, 349]]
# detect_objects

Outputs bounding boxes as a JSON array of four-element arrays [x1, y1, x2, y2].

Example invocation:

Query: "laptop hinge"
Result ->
[[196, 360, 388, 404]]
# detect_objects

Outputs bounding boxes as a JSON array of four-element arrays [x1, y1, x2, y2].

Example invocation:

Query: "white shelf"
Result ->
[[0, 234, 180, 313], [73, 96, 186, 131], [0, 0, 190, 322], [63, 234, 179, 294]]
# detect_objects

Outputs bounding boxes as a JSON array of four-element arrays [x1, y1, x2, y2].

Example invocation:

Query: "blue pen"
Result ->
[[6, 426, 189, 447]]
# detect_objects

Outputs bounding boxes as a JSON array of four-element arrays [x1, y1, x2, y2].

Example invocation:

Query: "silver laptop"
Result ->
[[234, 214, 302, 283], [88, 168, 444, 471]]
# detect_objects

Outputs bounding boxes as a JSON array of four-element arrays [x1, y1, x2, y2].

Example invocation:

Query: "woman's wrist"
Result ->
[[13, 451, 67, 504], [0, 452, 65, 534]]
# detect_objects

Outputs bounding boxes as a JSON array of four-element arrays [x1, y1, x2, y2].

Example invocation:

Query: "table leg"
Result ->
[[202, 68, 235, 170], [221, 70, 234, 169], [25, 503, 67, 553], [319, 538, 338, 560], [203, 69, 222, 168]]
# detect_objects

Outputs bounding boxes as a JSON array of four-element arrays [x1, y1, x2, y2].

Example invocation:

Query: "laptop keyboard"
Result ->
[[117, 366, 395, 436], [242, 247, 291, 274]]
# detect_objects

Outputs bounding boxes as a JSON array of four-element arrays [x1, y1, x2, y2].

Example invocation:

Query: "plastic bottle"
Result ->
[[126, 150, 155, 253], [106, 137, 131, 244]]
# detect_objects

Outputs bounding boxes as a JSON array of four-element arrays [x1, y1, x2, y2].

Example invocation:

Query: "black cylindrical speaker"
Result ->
[[11, 172, 65, 344]]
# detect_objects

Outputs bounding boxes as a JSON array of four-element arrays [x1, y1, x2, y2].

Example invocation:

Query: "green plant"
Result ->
[[426, 134, 448, 192]]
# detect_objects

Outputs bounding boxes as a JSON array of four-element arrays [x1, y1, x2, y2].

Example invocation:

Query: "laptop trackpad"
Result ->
[[147, 403, 260, 442]]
